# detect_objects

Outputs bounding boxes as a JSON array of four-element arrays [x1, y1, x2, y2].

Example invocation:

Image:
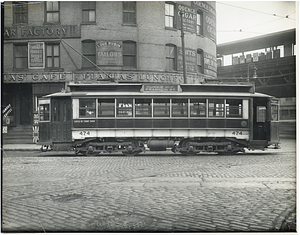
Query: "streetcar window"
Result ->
[[208, 99, 224, 117], [153, 99, 170, 117], [257, 106, 266, 122], [117, 98, 133, 117], [172, 99, 188, 117], [98, 99, 115, 117], [79, 99, 96, 118], [190, 99, 206, 117], [226, 99, 242, 118], [39, 104, 50, 121], [135, 99, 152, 117]]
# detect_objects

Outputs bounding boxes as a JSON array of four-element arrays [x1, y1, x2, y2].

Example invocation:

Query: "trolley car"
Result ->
[[38, 82, 280, 155]]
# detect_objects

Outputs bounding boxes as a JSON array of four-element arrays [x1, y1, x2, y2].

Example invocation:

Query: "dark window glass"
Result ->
[[123, 1, 136, 24], [165, 3, 175, 28], [14, 44, 28, 69], [98, 99, 115, 117], [153, 99, 170, 117], [135, 99, 152, 117], [172, 99, 188, 117], [46, 44, 60, 68], [226, 99, 242, 118], [79, 99, 96, 118], [82, 1, 96, 22], [46, 1, 59, 23], [166, 44, 176, 70], [117, 98, 133, 117], [190, 99, 206, 117], [209, 99, 224, 117], [82, 40, 96, 68], [123, 41, 136, 68], [13, 1, 28, 24]]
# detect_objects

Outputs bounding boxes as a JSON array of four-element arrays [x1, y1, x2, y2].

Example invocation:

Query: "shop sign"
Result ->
[[177, 47, 197, 73], [3, 25, 81, 40], [28, 42, 45, 69], [192, 1, 216, 15], [204, 52, 217, 77], [4, 72, 73, 83], [177, 4, 197, 33], [96, 41, 123, 66]]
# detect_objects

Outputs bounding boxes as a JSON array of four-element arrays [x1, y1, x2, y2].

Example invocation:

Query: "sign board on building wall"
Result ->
[[3, 25, 81, 40], [96, 41, 122, 66], [192, 1, 216, 41], [204, 52, 217, 77], [177, 47, 197, 73], [177, 4, 197, 33], [28, 42, 45, 69]]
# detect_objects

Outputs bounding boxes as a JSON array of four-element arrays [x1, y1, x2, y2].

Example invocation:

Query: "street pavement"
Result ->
[[1, 138, 296, 232]]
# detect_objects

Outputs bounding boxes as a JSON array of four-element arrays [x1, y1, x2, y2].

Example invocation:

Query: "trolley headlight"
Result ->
[[241, 121, 247, 127]]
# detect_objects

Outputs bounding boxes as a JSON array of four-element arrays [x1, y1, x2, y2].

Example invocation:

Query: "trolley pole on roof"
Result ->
[[180, 11, 187, 84]]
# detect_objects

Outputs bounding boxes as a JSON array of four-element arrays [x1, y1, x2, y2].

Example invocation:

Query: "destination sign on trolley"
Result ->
[[141, 84, 182, 92]]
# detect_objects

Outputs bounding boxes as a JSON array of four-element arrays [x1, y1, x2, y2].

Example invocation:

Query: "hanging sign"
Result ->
[[28, 42, 45, 69]]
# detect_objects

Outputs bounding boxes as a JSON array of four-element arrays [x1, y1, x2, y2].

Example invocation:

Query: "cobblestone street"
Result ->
[[2, 139, 296, 232]]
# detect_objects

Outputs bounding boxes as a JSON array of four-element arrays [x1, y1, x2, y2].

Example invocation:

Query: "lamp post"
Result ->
[[180, 11, 187, 84], [247, 62, 257, 78]]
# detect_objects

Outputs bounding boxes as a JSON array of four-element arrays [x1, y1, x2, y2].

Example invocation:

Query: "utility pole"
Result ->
[[180, 11, 187, 84]]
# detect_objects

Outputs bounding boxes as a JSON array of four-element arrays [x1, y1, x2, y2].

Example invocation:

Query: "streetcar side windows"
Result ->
[[79, 99, 96, 118], [226, 99, 242, 118], [153, 99, 170, 117], [135, 99, 152, 117], [98, 99, 115, 117], [117, 98, 133, 117], [208, 99, 224, 117], [172, 99, 188, 117], [190, 99, 206, 117]]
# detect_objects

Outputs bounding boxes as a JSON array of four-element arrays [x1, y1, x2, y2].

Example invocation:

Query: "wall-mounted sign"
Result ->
[[177, 4, 197, 33], [4, 72, 72, 83], [28, 42, 45, 69], [177, 47, 197, 73], [204, 52, 217, 77], [96, 41, 122, 66], [3, 25, 81, 40]]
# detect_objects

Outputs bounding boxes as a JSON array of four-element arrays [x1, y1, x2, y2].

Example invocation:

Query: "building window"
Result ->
[[197, 49, 204, 74], [166, 44, 176, 70], [165, 2, 175, 28], [46, 44, 60, 68], [82, 40, 96, 68], [123, 1, 136, 24], [196, 11, 203, 35], [45, 1, 59, 23], [123, 41, 136, 68], [14, 44, 28, 69], [82, 1, 96, 23], [13, 1, 28, 24]]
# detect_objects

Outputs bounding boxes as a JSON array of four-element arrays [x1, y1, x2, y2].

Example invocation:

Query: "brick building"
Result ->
[[2, 1, 217, 143]]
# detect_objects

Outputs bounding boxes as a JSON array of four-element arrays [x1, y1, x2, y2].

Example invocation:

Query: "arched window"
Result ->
[[197, 49, 204, 74], [166, 44, 176, 70], [165, 2, 175, 28], [82, 40, 96, 68], [123, 41, 136, 68]]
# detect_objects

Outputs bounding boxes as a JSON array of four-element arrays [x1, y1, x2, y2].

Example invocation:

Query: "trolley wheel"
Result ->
[[179, 139, 197, 156], [122, 139, 141, 156]]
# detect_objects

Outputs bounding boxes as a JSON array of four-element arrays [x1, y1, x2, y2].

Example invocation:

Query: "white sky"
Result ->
[[216, 1, 297, 44]]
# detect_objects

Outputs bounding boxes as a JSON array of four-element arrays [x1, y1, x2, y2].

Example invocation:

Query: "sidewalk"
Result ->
[[2, 144, 41, 151]]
